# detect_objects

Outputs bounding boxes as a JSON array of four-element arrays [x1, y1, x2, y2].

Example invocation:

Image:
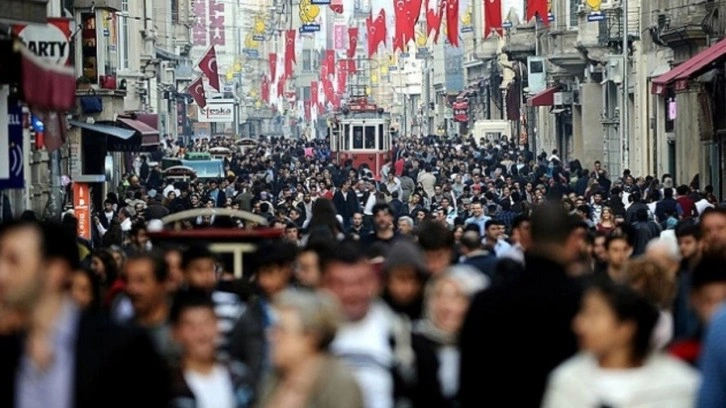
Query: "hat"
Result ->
[[383, 240, 429, 277], [148, 189, 158, 198]]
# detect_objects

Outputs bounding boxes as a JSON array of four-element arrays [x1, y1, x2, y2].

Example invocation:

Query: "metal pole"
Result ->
[[424, 55, 431, 136], [621, 0, 629, 170]]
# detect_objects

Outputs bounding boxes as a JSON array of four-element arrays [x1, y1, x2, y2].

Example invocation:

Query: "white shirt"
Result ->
[[184, 365, 236, 408], [332, 303, 394, 408], [695, 199, 714, 218]]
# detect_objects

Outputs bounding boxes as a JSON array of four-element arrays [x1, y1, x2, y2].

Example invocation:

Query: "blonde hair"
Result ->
[[274, 289, 342, 350], [622, 258, 676, 309]]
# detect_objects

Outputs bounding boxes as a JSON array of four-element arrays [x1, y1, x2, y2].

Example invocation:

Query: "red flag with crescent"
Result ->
[[284, 30, 296, 78], [324, 50, 336, 80], [484, 0, 503, 37], [426, 0, 444, 42], [187, 77, 206, 108], [277, 75, 286, 97], [197, 46, 220, 91], [336, 60, 348, 93], [446, 0, 459, 46], [347, 27, 358, 59], [311, 80, 319, 108], [526, 0, 549, 26], [330, 0, 343, 13], [269, 53, 277, 80], [304, 101, 312, 121]]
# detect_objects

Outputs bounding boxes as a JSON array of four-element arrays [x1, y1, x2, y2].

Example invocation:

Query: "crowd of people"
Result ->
[[1, 134, 726, 408]]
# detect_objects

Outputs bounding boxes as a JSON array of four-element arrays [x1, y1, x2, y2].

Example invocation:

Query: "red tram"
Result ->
[[328, 96, 392, 179]]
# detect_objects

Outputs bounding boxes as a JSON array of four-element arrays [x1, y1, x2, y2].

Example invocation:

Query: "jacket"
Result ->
[[459, 254, 582, 408], [0, 312, 171, 408], [542, 353, 699, 408]]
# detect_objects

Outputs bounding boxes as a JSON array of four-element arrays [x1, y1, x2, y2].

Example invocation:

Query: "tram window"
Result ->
[[353, 126, 364, 149], [365, 126, 376, 149], [378, 124, 385, 150], [344, 124, 351, 150]]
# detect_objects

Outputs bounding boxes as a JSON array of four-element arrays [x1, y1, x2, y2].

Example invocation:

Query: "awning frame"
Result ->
[[69, 120, 136, 140], [527, 86, 560, 107], [652, 37, 726, 94]]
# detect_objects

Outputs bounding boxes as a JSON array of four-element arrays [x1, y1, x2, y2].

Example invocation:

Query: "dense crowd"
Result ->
[[2, 134, 726, 408]]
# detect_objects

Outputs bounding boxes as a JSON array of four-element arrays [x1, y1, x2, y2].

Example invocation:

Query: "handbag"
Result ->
[[80, 89, 103, 114]]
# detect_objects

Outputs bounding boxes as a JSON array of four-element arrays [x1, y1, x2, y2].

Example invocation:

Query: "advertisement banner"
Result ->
[[12, 18, 73, 66], [73, 182, 91, 241], [0, 98, 25, 189], [197, 99, 235, 123], [334, 24, 346, 50]]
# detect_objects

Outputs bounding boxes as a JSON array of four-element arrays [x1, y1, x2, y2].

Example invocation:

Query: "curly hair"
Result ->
[[622, 257, 677, 309]]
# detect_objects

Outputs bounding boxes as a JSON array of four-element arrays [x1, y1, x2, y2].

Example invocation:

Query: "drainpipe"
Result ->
[[621, 0, 629, 171]]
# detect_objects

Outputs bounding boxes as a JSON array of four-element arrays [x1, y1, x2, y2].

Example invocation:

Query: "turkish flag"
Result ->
[[446, 0, 459, 47], [187, 77, 207, 108], [304, 101, 312, 121], [393, 0, 406, 51], [325, 50, 336, 80], [284, 30, 296, 78], [197, 46, 220, 91], [484, 0, 502, 38], [348, 27, 358, 59], [330, 0, 343, 13], [337, 60, 348, 93], [366, 16, 375, 57], [347, 59, 357, 74], [526, 0, 549, 26], [311, 80, 318, 107], [405, 0, 423, 44], [426, 0, 444, 41], [269, 53, 277, 80], [261, 76, 270, 103]]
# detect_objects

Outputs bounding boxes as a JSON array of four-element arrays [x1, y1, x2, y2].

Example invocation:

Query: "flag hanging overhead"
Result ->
[[348, 27, 358, 59], [526, 0, 549, 27], [425, 0, 444, 43], [284, 30, 296, 78], [197, 46, 220, 91], [446, 0, 460, 46], [187, 77, 207, 108], [269, 53, 277, 80], [261, 76, 270, 103], [483, 0, 502, 38]]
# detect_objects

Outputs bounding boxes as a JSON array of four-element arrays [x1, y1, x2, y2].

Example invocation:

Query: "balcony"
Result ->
[[73, 0, 122, 10], [503, 25, 537, 63], [0, 0, 48, 24], [548, 29, 586, 75], [652, 0, 709, 49]]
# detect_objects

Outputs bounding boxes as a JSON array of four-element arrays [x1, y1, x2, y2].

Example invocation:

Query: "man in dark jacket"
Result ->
[[0, 220, 170, 408], [656, 187, 680, 224], [459, 201, 584, 407]]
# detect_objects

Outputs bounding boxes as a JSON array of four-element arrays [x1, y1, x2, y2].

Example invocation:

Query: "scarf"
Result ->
[[413, 318, 457, 346]]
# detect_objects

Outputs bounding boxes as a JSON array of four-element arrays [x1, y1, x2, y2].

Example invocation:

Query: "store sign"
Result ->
[[13, 18, 73, 66], [73, 182, 91, 241], [197, 99, 235, 123], [0, 99, 24, 189]]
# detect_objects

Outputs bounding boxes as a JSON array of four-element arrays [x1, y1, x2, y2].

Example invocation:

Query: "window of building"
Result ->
[[172, 0, 180, 23], [118, 0, 129, 70], [302, 49, 312, 72], [567, 0, 579, 29], [81, 13, 98, 83]]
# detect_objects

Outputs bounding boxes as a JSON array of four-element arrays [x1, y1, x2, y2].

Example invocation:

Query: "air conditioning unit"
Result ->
[[554, 92, 573, 105]]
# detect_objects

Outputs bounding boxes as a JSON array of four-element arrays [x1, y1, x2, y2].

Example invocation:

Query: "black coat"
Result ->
[[459, 255, 582, 408], [0, 311, 171, 408]]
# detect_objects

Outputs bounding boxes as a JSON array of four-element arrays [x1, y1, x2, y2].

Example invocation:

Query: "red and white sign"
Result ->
[[13, 18, 73, 66], [73, 182, 91, 241]]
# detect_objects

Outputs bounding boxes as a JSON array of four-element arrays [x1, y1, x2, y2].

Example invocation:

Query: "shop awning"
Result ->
[[69, 120, 136, 140], [117, 117, 160, 148], [527, 86, 559, 107], [652, 37, 726, 94]]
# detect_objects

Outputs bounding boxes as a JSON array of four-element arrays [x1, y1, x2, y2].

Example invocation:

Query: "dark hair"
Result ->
[[675, 220, 701, 240], [126, 251, 168, 283], [512, 214, 530, 231], [606, 233, 631, 249], [530, 201, 580, 245], [169, 288, 215, 325], [691, 255, 726, 292], [91, 249, 119, 285], [73, 268, 102, 311], [588, 278, 659, 362], [485, 218, 503, 230], [417, 220, 455, 251], [255, 241, 299, 271], [181, 244, 217, 270], [319, 240, 367, 273]]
